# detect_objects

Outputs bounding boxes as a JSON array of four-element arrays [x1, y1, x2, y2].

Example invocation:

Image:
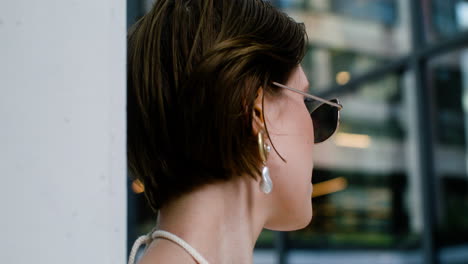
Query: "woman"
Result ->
[[127, 0, 342, 263]]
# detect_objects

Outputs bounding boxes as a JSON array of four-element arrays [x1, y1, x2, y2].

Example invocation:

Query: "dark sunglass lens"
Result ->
[[311, 99, 339, 144]]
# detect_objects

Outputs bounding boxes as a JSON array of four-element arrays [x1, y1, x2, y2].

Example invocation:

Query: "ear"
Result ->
[[252, 87, 265, 135]]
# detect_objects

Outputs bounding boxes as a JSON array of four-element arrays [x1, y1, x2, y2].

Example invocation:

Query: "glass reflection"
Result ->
[[426, 0, 468, 43], [429, 49, 468, 264]]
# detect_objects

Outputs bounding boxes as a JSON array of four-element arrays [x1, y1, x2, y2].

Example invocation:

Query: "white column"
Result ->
[[402, 71, 424, 235], [461, 51, 468, 175], [0, 1, 127, 264]]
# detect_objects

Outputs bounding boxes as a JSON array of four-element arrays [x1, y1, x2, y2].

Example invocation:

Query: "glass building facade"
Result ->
[[127, 1, 468, 263]]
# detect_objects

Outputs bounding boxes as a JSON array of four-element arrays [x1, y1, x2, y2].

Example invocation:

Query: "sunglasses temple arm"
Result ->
[[272, 82, 342, 109]]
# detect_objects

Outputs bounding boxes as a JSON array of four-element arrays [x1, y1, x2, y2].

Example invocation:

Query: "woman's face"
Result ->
[[262, 65, 314, 231]]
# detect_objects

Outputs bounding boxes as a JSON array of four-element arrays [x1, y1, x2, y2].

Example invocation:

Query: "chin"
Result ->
[[294, 200, 314, 230], [294, 204, 313, 230], [275, 213, 313, 231], [266, 203, 313, 231]]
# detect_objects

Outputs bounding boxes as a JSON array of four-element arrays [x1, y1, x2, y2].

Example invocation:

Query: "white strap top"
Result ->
[[128, 229, 209, 264]]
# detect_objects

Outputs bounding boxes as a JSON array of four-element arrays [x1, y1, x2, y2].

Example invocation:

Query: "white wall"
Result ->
[[0, 1, 127, 263]]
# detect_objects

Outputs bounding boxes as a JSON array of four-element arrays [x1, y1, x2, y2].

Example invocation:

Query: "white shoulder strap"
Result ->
[[127, 234, 151, 264], [152, 230, 210, 264], [127, 230, 210, 264]]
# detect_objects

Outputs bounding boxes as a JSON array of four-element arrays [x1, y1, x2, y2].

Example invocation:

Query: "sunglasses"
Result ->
[[272, 82, 343, 144]]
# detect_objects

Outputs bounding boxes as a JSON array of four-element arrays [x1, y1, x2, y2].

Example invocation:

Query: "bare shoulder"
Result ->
[[138, 238, 197, 264]]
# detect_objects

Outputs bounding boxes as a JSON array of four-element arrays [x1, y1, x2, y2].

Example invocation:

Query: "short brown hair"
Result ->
[[127, 0, 307, 211]]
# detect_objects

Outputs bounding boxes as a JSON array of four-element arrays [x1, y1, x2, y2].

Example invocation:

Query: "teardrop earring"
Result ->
[[258, 131, 273, 194]]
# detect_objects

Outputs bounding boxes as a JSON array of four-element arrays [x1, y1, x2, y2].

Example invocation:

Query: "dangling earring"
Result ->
[[258, 131, 273, 194]]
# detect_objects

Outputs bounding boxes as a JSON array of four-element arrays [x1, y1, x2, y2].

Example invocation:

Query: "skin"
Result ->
[[138, 65, 314, 264]]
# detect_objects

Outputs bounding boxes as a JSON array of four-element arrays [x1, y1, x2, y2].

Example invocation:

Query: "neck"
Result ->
[[155, 176, 269, 263]]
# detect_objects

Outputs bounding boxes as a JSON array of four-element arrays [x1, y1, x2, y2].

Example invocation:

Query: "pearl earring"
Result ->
[[258, 131, 272, 194]]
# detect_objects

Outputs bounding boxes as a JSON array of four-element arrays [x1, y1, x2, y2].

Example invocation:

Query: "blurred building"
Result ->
[[127, 1, 468, 263]]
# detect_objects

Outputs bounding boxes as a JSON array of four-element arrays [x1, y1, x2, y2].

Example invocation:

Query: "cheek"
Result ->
[[286, 107, 314, 195], [284, 104, 314, 171], [265, 104, 314, 229]]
